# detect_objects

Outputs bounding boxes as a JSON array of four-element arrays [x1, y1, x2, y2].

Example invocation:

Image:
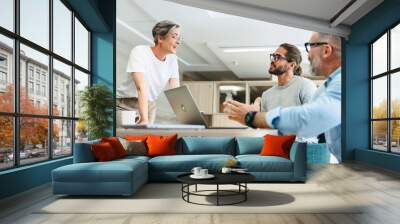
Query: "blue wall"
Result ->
[[345, 0, 400, 170], [91, 0, 116, 136], [0, 158, 72, 199], [0, 0, 116, 200]]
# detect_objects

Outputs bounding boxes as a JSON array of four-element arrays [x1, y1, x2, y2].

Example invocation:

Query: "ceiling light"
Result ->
[[206, 10, 231, 18]]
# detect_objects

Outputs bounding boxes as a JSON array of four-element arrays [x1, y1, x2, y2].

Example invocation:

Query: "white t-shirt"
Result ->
[[117, 45, 179, 102]]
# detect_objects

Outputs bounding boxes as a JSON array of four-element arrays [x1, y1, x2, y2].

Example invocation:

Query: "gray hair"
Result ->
[[316, 33, 342, 58], [152, 20, 180, 44]]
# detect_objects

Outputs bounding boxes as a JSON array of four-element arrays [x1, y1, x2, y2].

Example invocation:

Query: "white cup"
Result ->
[[191, 167, 202, 176], [221, 167, 232, 174], [200, 169, 208, 176]]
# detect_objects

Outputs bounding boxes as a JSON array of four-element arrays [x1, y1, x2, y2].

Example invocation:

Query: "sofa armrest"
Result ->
[[73, 140, 100, 163], [289, 142, 307, 182]]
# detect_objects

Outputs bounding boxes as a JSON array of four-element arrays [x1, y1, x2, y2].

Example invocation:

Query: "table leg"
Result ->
[[195, 184, 198, 192], [245, 183, 247, 201], [217, 184, 219, 206]]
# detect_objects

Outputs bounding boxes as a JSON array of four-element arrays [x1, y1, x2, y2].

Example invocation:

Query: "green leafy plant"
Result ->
[[79, 84, 114, 140]]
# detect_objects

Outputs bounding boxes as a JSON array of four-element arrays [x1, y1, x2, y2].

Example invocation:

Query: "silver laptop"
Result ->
[[164, 86, 247, 129]]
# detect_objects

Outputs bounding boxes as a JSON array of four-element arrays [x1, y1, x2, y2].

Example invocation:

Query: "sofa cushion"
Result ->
[[124, 135, 148, 141], [235, 137, 263, 155], [115, 155, 150, 163], [91, 142, 118, 161], [149, 154, 235, 172], [101, 137, 127, 158], [260, 134, 296, 159], [147, 134, 177, 157], [73, 140, 100, 163], [119, 138, 147, 156], [306, 143, 330, 164], [180, 137, 235, 155], [52, 158, 147, 183], [236, 155, 293, 172]]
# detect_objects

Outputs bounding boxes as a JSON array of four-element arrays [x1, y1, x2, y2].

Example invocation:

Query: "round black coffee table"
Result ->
[[177, 173, 255, 206]]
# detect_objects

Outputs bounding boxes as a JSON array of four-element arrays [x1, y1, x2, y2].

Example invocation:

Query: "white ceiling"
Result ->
[[117, 0, 383, 80]]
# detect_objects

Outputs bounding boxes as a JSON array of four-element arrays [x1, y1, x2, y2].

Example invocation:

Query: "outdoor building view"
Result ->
[[0, 0, 90, 170]]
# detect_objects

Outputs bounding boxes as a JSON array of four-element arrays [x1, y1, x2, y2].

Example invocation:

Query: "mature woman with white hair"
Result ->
[[117, 20, 181, 125]]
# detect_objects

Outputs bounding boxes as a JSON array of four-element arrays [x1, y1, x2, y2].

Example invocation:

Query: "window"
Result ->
[[53, 59, 72, 116], [370, 23, 400, 154], [0, 54, 7, 67], [0, 35, 13, 113], [42, 85, 46, 97], [28, 81, 34, 94], [28, 67, 34, 80], [36, 83, 40, 95], [20, 117, 49, 165], [35, 70, 41, 81], [20, 0, 49, 49], [53, 119, 72, 158], [0, 54, 8, 89], [53, 0, 72, 60], [0, 71, 6, 85], [0, 0, 14, 31], [0, 1, 91, 170], [75, 18, 89, 70], [74, 69, 89, 118], [0, 116, 13, 170]]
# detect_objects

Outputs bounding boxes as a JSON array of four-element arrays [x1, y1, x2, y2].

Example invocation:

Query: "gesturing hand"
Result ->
[[222, 100, 253, 125]]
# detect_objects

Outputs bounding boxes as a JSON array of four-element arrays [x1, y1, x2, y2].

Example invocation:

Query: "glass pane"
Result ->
[[75, 120, 88, 143], [20, 117, 49, 165], [372, 33, 387, 76], [0, 0, 14, 31], [0, 116, 13, 170], [75, 18, 89, 70], [74, 69, 89, 118], [391, 120, 400, 153], [392, 24, 400, 70], [53, 0, 72, 60], [0, 35, 14, 112], [53, 59, 72, 117], [218, 84, 246, 112], [53, 119, 72, 158], [372, 121, 388, 151], [20, 44, 49, 115], [372, 77, 387, 119], [20, 0, 49, 49], [391, 72, 400, 118]]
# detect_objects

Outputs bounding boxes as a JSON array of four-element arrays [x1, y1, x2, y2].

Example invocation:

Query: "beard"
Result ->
[[269, 64, 288, 76], [309, 54, 322, 76]]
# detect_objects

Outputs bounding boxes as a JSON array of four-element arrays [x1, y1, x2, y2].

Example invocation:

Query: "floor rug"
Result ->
[[38, 183, 362, 214]]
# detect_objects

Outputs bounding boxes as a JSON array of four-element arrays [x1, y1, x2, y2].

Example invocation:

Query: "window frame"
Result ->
[[0, 0, 92, 171], [370, 21, 400, 154]]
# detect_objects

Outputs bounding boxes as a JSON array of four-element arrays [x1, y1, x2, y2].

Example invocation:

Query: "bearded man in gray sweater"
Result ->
[[252, 43, 318, 142]]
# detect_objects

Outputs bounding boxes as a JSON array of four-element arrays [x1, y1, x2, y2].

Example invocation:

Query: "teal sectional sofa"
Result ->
[[52, 136, 306, 196]]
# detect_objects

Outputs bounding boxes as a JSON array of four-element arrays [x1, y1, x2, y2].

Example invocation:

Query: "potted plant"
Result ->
[[79, 84, 114, 140]]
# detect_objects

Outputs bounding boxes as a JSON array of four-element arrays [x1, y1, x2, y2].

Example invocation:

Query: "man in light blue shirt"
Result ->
[[224, 32, 342, 163]]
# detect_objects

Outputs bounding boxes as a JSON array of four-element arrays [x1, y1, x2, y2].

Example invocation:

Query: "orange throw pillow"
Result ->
[[259, 134, 296, 159], [101, 137, 127, 158], [146, 134, 178, 157], [91, 142, 117, 162], [124, 135, 148, 141]]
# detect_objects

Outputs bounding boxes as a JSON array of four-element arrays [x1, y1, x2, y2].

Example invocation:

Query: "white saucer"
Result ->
[[190, 174, 215, 179]]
